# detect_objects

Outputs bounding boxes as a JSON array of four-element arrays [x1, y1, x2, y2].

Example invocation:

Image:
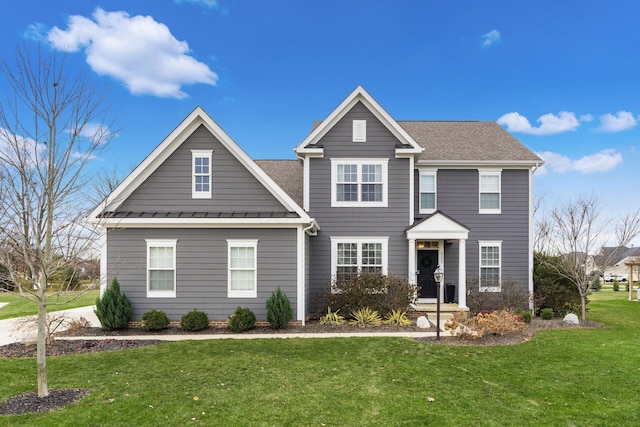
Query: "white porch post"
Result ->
[[408, 238, 416, 285], [99, 228, 108, 297], [458, 239, 467, 309]]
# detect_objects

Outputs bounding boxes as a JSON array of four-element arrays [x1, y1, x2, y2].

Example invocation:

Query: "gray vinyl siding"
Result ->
[[118, 125, 288, 213], [415, 168, 531, 293], [106, 227, 298, 321], [307, 102, 411, 310]]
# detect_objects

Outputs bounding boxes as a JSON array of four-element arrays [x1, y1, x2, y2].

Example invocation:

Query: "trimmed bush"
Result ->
[[181, 309, 209, 332], [515, 307, 532, 324], [228, 306, 256, 332], [540, 307, 554, 320], [534, 252, 583, 316], [94, 278, 132, 330], [612, 280, 620, 291], [141, 309, 170, 332], [266, 287, 293, 329]]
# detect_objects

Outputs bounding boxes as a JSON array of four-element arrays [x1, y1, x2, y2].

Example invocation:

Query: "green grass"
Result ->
[[1, 290, 639, 426], [0, 289, 99, 320]]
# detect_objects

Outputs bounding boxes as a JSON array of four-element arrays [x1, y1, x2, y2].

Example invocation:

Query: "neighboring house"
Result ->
[[90, 86, 543, 323], [594, 246, 640, 281]]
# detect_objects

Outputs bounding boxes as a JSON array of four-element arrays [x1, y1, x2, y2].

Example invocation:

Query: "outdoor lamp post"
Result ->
[[434, 265, 444, 340]]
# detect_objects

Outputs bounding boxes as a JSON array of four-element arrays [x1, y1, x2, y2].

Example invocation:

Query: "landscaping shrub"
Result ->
[[384, 309, 412, 326], [445, 310, 526, 338], [349, 307, 383, 327], [228, 306, 256, 332], [533, 252, 583, 316], [466, 278, 530, 314], [266, 287, 293, 329], [319, 307, 345, 325], [516, 308, 532, 323], [141, 309, 170, 332], [612, 280, 620, 292], [181, 309, 209, 332], [94, 278, 132, 330], [320, 272, 417, 317], [540, 308, 554, 320]]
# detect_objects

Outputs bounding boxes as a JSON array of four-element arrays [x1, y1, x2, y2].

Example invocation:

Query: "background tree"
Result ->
[[536, 195, 640, 320], [0, 45, 114, 397]]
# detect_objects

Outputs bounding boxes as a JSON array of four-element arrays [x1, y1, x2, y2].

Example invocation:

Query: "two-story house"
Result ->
[[90, 86, 543, 324]]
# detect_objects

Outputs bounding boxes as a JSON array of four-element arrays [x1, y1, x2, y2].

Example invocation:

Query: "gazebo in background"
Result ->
[[625, 257, 640, 301]]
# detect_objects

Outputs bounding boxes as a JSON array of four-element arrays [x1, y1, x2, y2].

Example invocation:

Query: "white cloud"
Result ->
[[579, 114, 594, 122], [497, 111, 581, 135], [0, 128, 46, 168], [597, 111, 637, 132], [536, 149, 622, 175], [482, 30, 501, 48], [175, 0, 218, 8], [46, 8, 218, 99]]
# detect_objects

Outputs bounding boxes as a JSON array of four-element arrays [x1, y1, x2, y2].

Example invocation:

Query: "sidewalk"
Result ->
[[1, 306, 449, 345]]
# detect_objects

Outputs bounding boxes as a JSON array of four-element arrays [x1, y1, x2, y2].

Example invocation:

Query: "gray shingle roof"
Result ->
[[398, 121, 543, 163], [255, 160, 304, 207]]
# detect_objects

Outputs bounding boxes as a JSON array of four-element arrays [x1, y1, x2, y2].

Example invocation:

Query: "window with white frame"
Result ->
[[331, 237, 388, 283], [419, 170, 437, 213], [192, 150, 213, 199], [353, 120, 366, 142], [146, 239, 177, 298], [227, 239, 258, 298], [479, 241, 501, 291], [331, 159, 388, 207], [479, 170, 502, 214]]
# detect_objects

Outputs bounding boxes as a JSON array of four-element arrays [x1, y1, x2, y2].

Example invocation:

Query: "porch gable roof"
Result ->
[[406, 211, 469, 240]]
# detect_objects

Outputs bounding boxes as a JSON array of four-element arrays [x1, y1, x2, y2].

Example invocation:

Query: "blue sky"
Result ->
[[2, 1, 640, 234]]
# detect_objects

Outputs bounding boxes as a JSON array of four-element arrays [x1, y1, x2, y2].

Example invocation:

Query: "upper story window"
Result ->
[[146, 239, 177, 298], [479, 169, 502, 214], [331, 159, 388, 207], [352, 120, 366, 142], [192, 150, 213, 199], [419, 169, 437, 214], [479, 240, 501, 292]]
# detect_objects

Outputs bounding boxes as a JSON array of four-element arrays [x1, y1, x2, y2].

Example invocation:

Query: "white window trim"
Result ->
[[227, 239, 259, 298], [146, 239, 177, 298], [330, 159, 388, 207], [479, 169, 502, 214], [479, 240, 502, 292], [192, 149, 213, 199], [419, 169, 438, 214], [353, 120, 366, 142], [330, 237, 389, 284]]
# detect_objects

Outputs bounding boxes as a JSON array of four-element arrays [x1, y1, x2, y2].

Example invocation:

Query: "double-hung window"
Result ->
[[146, 239, 177, 298], [479, 169, 502, 214], [192, 150, 212, 199], [479, 240, 501, 292], [331, 159, 388, 207], [419, 170, 437, 214], [227, 239, 258, 298], [331, 237, 388, 283]]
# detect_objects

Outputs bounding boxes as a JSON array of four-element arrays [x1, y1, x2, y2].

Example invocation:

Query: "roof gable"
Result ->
[[406, 211, 470, 240], [90, 107, 310, 222], [295, 86, 423, 156]]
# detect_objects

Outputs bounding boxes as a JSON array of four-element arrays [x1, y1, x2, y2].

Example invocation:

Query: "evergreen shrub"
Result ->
[[266, 287, 293, 329], [94, 278, 132, 330], [228, 306, 256, 332], [181, 309, 210, 332], [141, 309, 170, 331], [540, 307, 554, 320]]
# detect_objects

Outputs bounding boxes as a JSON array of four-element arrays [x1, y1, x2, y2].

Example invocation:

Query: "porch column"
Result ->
[[408, 238, 416, 285], [458, 239, 467, 309]]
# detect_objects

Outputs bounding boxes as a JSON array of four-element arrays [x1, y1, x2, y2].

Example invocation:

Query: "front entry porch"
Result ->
[[406, 212, 470, 310]]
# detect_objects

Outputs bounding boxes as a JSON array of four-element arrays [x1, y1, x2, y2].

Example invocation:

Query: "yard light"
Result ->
[[434, 265, 443, 340]]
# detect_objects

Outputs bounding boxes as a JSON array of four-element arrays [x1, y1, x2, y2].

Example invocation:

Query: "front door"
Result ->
[[417, 250, 438, 298]]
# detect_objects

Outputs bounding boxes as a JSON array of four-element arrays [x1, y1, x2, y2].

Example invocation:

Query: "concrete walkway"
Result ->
[[1, 305, 449, 345]]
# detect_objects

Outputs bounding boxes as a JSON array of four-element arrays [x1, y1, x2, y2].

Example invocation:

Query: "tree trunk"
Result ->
[[37, 273, 48, 398], [581, 294, 587, 322]]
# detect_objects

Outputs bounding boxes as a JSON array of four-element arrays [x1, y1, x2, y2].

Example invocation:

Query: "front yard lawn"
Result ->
[[1, 290, 638, 426], [0, 289, 99, 320]]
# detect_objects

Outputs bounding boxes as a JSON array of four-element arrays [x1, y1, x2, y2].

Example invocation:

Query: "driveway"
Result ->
[[0, 305, 100, 346]]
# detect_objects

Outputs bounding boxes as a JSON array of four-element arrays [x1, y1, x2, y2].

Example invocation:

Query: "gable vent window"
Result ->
[[353, 120, 366, 142], [192, 150, 213, 199]]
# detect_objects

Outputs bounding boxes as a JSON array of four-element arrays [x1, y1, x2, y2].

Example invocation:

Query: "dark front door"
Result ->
[[417, 250, 438, 298]]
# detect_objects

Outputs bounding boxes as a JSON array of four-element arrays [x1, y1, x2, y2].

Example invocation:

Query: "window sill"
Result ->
[[147, 291, 176, 298], [228, 291, 257, 299]]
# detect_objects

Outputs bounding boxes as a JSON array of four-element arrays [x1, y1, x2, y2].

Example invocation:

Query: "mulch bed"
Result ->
[[0, 317, 604, 417]]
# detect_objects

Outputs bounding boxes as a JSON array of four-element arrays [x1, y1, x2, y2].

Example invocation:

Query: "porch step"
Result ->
[[413, 303, 467, 313]]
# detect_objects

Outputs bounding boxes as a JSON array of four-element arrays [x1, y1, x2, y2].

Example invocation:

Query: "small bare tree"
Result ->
[[537, 194, 640, 320], [0, 45, 114, 397]]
